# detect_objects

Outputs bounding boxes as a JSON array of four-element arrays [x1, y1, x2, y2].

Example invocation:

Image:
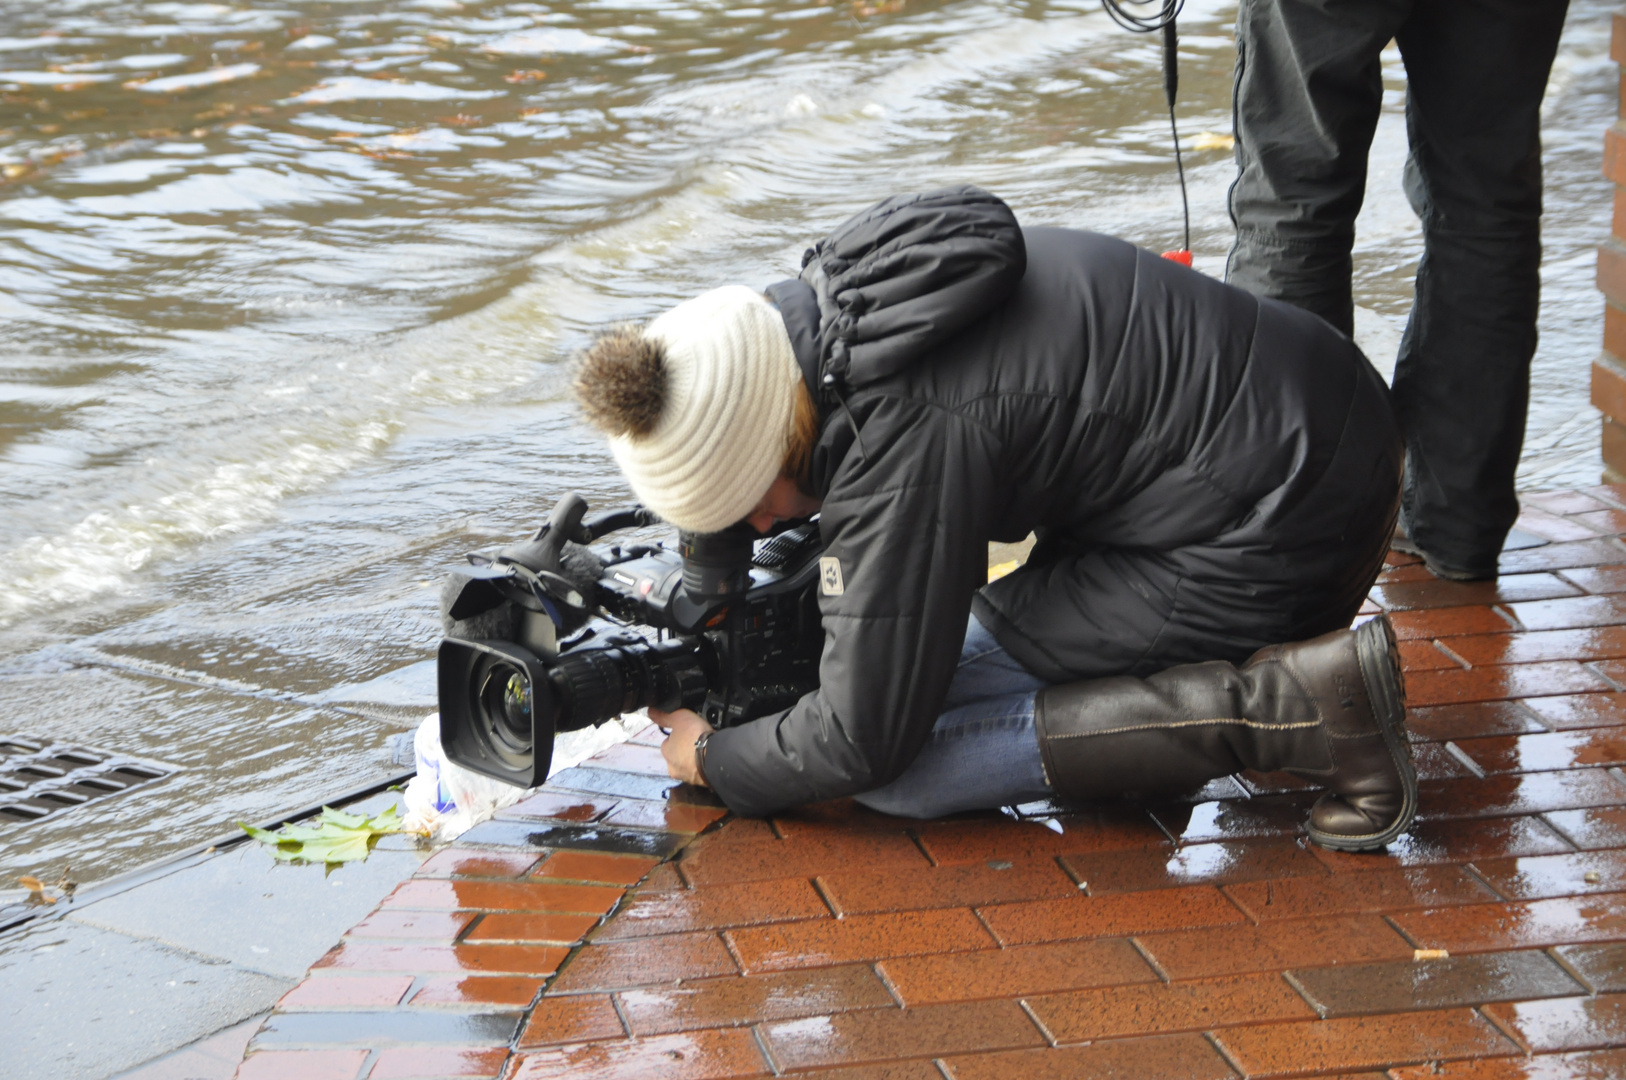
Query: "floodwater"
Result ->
[[0, 0, 1616, 886]]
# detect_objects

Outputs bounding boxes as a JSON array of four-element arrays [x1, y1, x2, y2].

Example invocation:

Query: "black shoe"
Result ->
[[1300, 615, 1417, 850], [1391, 522, 1497, 582], [1033, 615, 1419, 852]]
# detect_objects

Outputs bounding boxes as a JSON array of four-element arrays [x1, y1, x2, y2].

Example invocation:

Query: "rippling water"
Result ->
[[0, 0, 1615, 884]]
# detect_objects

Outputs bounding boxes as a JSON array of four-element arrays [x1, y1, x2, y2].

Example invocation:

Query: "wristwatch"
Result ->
[[692, 730, 713, 788]]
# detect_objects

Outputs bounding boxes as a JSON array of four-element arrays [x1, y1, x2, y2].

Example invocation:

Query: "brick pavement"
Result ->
[[236, 485, 1626, 1079]]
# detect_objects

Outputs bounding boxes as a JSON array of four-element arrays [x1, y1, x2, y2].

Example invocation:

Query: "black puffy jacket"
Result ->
[[702, 186, 1401, 817]]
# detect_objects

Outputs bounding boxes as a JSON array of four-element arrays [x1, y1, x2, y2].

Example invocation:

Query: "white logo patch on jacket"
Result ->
[[819, 556, 845, 596]]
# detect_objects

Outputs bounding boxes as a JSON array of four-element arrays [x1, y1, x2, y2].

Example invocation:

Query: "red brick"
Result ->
[[345, 910, 474, 942], [236, 1049, 368, 1080], [1416, 770, 1626, 822], [592, 877, 828, 940], [1508, 594, 1626, 630], [912, 808, 1168, 864], [547, 931, 737, 991], [1544, 805, 1626, 849], [1407, 702, 1550, 742], [585, 740, 668, 775], [941, 1035, 1237, 1080], [1212, 1009, 1516, 1077], [640, 862, 687, 891], [1445, 628, 1626, 667], [1470, 850, 1626, 901], [314, 943, 568, 976], [617, 966, 894, 1035], [602, 798, 728, 833], [277, 975, 413, 1009], [1236, 769, 1318, 795], [1374, 574, 1583, 613], [978, 884, 1247, 946], [1415, 740, 1477, 780], [1523, 491, 1617, 517], [1222, 865, 1497, 921], [1150, 794, 1313, 843], [1605, 419, 1626, 480], [1571, 508, 1626, 535], [1391, 606, 1515, 640], [533, 851, 659, 886], [771, 798, 923, 836], [1401, 640, 1466, 670], [1135, 913, 1414, 980], [367, 1047, 509, 1079], [1308, 816, 1573, 872], [499, 791, 618, 822], [517, 994, 625, 1047], [1523, 692, 1626, 730], [675, 826, 929, 887], [1405, 662, 1614, 708], [1501, 540, 1626, 576], [879, 938, 1157, 1006], [1555, 941, 1626, 991], [414, 848, 541, 879], [1555, 564, 1626, 594], [381, 879, 624, 915], [1380, 559, 1433, 580], [1388, 1049, 1626, 1079], [1063, 836, 1328, 895], [1392, 893, 1626, 953], [409, 976, 543, 1007], [726, 907, 994, 972], [1601, 236, 1626, 302], [818, 855, 1078, 914], [1589, 657, 1626, 689], [506, 1029, 768, 1080], [1484, 994, 1626, 1053], [462, 912, 598, 945], [760, 999, 1046, 1070], [1519, 511, 1608, 543], [1454, 730, 1626, 775], [1031, 972, 1314, 1042], [1579, 483, 1626, 508], [783, 1063, 945, 1080]]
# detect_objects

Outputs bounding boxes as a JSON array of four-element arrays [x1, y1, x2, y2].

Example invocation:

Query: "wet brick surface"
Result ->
[[236, 485, 1626, 1078]]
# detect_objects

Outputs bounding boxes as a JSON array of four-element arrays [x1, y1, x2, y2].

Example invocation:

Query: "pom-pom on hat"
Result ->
[[574, 285, 801, 534]]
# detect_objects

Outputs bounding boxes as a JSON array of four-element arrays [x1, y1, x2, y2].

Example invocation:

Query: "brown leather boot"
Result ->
[[1034, 614, 1416, 852]]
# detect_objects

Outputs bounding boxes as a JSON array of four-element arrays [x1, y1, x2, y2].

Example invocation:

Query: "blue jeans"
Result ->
[[854, 615, 1054, 819]]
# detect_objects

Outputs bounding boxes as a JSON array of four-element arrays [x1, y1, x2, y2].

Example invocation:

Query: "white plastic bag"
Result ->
[[400, 712, 533, 842]]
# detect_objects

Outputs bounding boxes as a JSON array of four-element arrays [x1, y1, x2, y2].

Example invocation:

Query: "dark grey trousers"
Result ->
[[1227, 0, 1569, 576]]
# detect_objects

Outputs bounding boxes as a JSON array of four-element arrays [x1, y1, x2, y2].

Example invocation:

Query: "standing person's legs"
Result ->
[[1390, 0, 1569, 577], [1227, 0, 1411, 336], [855, 614, 1052, 819]]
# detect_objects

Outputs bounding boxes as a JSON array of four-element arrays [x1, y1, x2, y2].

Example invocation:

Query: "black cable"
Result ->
[[1101, 0, 1183, 34], [1102, 0, 1190, 253]]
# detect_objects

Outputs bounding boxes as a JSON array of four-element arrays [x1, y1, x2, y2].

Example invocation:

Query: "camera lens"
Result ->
[[477, 660, 533, 761]]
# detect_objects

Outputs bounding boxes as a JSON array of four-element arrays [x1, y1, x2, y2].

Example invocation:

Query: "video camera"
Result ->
[[436, 492, 824, 787]]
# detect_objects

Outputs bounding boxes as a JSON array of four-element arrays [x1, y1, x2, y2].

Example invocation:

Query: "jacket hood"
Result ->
[[768, 185, 1027, 398]]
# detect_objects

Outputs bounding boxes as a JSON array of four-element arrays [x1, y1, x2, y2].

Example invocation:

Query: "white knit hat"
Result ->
[[584, 286, 802, 534]]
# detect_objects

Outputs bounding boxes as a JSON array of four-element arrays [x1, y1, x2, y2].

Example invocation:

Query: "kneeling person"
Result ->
[[573, 186, 1415, 852]]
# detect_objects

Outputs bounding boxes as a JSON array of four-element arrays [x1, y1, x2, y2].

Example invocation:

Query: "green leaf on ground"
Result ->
[[239, 804, 408, 865]]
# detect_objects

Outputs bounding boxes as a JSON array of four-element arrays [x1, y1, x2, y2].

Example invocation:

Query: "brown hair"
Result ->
[[782, 378, 820, 496]]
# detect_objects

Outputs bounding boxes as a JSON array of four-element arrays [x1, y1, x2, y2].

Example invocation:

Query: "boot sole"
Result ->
[[1306, 614, 1418, 852]]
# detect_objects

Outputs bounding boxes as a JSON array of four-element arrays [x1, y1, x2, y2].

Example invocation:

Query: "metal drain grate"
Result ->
[[0, 735, 176, 824]]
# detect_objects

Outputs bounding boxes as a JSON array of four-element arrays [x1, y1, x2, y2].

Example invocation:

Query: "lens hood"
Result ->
[[437, 637, 555, 787]]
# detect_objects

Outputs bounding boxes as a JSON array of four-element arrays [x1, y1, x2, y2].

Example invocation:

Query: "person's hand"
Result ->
[[650, 706, 714, 787]]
